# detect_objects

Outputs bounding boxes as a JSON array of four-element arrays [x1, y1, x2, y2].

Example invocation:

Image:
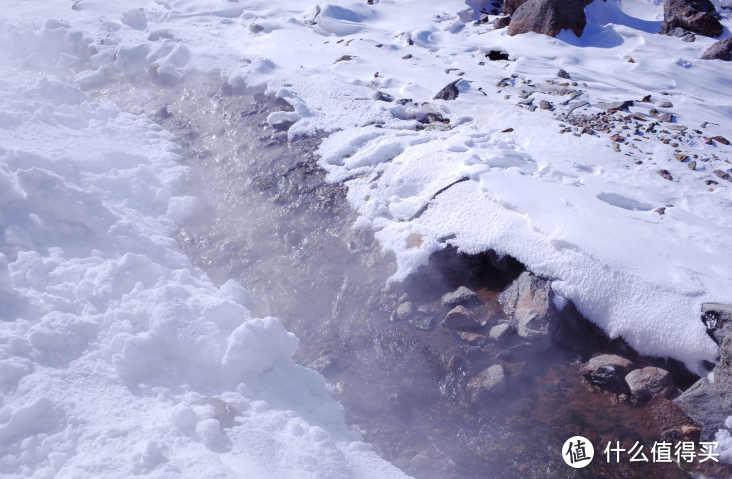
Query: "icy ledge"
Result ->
[[0, 78, 408, 479]]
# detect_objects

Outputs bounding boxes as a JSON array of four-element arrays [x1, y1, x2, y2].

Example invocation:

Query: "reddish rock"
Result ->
[[661, 0, 723, 38]]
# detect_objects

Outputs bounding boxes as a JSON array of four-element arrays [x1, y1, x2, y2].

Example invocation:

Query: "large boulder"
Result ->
[[701, 38, 732, 61], [503, 0, 528, 15], [581, 354, 634, 387], [467, 365, 506, 402], [714, 333, 732, 411], [661, 0, 723, 38], [507, 0, 589, 38], [625, 367, 675, 402], [498, 271, 559, 348], [673, 378, 729, 442]]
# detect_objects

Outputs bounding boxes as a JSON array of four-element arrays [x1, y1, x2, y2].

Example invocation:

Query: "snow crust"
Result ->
[[3, 0, 732, 470]]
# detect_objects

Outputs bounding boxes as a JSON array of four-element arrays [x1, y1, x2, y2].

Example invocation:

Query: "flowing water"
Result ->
[[83, 70, 730, 479]]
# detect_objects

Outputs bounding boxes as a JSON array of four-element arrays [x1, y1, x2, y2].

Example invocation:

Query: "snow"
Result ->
[[2, 0, 732, 471]]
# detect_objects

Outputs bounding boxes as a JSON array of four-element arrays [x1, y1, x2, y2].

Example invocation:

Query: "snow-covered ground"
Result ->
[[2, 0, 732, 474]]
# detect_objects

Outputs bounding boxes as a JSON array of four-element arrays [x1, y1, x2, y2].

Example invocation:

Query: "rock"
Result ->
[[502, 128, 514, 133], [660, 101, 674, 108], [581, 354, 634, 386], [701, 303, 732, 344], [612, 142, 621, 152], [402, 54, 413, 60], [489, 323, 512, 343], [610, 134, 625, 142], [334, 55, 354, 64], [503, 0, 529, 15], [683, 33, 696, 42], [701, 37, 732, 61], [249, 23, 265, 34], [539, 100, 552, 110], [395, 301, 414, 321], [655, 207, 666, 215], [498, 271, 558, 348], [433, 80, 460, 101], [557, 68, 570, 79], [714, 333, 732, 411], [441, 286, 478, 308], [688, 161, 697, 170], [442, 305, 481, 330], [674, 378, 729, 442], [642, 94, 652, 102], [507, 0, 589, 38], [625, 367, 675, 402], [659, 113, 674, 122], [705, 179, 719, 186], [374, 91, 394, 102], [457, 332, 488, 345], [674, 153, 689, 162], [594, 101, 633, 112], [467, 365, 506, 402], [396, 98, 413, 105], [627, 57, 635, 63], [580, 125, 593, 135], [494, 16, 511, 30], [657, 169, 673, 181], [714, 169, 732, 182], [661, 0, 723, 38], [713, 135, 730, 145]]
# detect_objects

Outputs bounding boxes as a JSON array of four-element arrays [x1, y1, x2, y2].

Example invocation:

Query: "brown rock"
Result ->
[[674, 153, 689, 162], [713, 135, 730, 145], [625, 367, 675, 402], [402, 54, 413, 60], [714, 169, 732, 182], [701, 37, 732, 61], [661, 0, 723, 38], [507, 0, 589, 38], [657, 169, 673, 181], [581, 354, 634, 386], [441, 305, 481, 330], [503, 0, 529, 15], [610, 134, 625, 142], [493, 16, 512, 30]]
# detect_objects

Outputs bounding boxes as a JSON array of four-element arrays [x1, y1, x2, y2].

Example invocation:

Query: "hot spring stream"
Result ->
[[81, 71, 728, 479]]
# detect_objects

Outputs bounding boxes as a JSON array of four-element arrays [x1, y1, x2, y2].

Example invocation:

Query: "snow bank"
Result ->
[[0, 77, 408, 478]]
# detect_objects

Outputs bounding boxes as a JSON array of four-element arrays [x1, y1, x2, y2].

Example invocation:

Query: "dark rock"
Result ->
[[402, 54, 413, 60], [503, 0, 529, 15], [374, 91, 394, 102], [557, 68, 570, 79], [670, 26, 693, 37], [581, 354, 634, 386], [467, 365, 506, 402], [375, 44, 383, 48], [705, 179, 719, 185], [661, 0, 723, 38], [580, 125, 593, 135], [714, 169, 732, 182], [714, 135, 730, 145], [642, 94, 652, 102], [396, 98, 413, 105], [702, 303, 732, 344], [498, 271, 559, 348], [507, 0, 589, 38], [714, 333, 732, 411], [625, 367, 675, 402], [657, 169, 673, 180], [655, 207, 666, 215], [441, 286, 478, 308], [494, 16, 512, 30], [433, 80, 460, 101], [489, 322, 512, 343], [674, 378, 729, 441], [539, 100, 552, 110], [442, 305, 481, 330], [701, 37, 732, 60], [486, 50, 510, 61]]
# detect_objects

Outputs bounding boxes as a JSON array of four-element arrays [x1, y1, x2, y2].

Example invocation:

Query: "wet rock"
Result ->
[[539, 100, 552, 110], [457, 332, 488, 345], [581, 354, 634, 386], [507, 0, 589, 38], [489, 322, 512, 343], [661, 0, 723, 38], [493, 16, 511, 30], [394, 301, 415, 321], [433, 80, 460, 101], [701, 303, 732, 344], [557, 68, 570, 79], [467, 365, 506, 402], [625, 367, 675, 402], [714, 333, 732, 411], [503, 0, 528, 15], [498, 271, 559, 348], [442, 305, 481, 330], [657, 169, 673, 181], [673, 378, 728, 442], [594, 101, 632, 112], [701, 37, 732, 61], [441, 286, 478, 308], [714, 169, 732, 182]]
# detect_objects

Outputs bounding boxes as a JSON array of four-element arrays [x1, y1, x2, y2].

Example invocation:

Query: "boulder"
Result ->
[[673, 378, 728, 442], [441, 286, 478, 308], [489, 322, 512, 343], [442, 305, 481, 330], [507, 0, 590, 38], [467, 365, 506, 402], [498, 271, 559, 348], [433, 80, 460, 101], [503, 0, 528, 15], [702, 38, 732, 60], [661, 0, 723, 38], [581, 354, 634, 386], [701, 303, 732, 344], [625, 367, 675, 402], [493, 16, 512, 30], [557, 68, 570, 79], [714, 333, 732, 412]]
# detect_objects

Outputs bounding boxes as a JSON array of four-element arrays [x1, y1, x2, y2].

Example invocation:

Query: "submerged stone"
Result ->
[[625, 367, 675, 402]]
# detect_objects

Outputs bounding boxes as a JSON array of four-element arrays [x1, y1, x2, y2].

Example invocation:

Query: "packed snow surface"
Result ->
[[3, 0, 732, 472]]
